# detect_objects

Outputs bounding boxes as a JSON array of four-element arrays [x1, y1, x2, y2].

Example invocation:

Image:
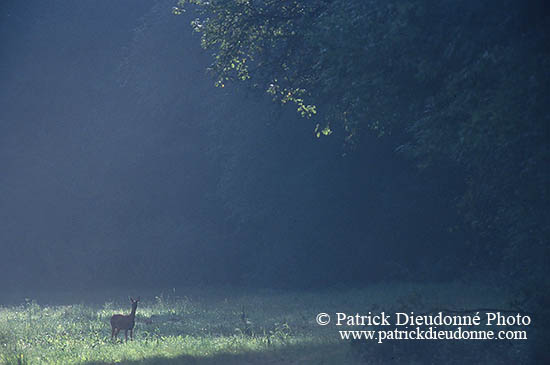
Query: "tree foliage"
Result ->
[[178, 0, 550, 291], [176, 0, 424, 141]]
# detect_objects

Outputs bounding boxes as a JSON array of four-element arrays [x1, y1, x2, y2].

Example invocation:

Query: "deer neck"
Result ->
[[129, 305, 137, 319]]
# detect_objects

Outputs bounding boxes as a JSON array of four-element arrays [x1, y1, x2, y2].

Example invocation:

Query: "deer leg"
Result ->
[[111, 327, 115, 340], [130, 329, 133, 340], [113, 328, 120, 340], [125, 330, 128, 342]]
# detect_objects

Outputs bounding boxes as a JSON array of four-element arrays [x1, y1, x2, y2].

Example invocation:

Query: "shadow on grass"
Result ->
[[82, 342, 354, 365]]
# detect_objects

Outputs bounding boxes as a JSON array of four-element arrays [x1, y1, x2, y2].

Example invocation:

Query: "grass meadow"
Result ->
[[0, 282, 524, 364]]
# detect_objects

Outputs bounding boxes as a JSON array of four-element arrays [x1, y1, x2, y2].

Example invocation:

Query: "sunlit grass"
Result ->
[[0, 282, 510, 364]]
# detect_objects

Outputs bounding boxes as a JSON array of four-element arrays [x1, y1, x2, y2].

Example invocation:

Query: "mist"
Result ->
[[1, 1, 548, 364]]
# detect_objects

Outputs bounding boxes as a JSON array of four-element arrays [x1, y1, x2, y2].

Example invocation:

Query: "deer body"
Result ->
[[111, 297, 140, 341]]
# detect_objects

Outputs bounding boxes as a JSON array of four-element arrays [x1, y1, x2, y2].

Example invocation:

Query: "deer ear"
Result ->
[[129, 296, 133, 302]]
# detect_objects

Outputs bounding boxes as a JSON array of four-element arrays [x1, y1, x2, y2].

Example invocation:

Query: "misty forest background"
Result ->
[[0, 0, 548, 321]]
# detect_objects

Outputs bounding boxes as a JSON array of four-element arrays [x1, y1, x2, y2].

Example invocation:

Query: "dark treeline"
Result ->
[[175, 0, 550, 294], [1, 0, 548, 316]]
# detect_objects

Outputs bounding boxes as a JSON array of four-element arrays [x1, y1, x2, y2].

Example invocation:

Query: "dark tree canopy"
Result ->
[[178, 0, 550, 298]]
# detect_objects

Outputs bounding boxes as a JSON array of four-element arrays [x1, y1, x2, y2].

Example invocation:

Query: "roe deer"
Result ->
[[111, 297, 140, 341]]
